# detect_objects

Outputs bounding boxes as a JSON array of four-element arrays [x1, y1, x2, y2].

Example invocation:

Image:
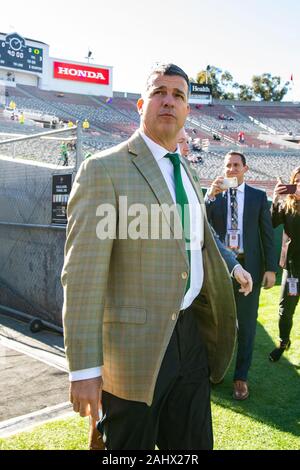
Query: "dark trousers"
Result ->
[[233, 282, 261, 381], [278, 269, 300, 342], [98, 307, 213, 450]]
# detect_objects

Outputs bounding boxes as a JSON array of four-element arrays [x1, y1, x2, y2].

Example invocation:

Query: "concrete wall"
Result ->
[[0, 155, 73, 325]]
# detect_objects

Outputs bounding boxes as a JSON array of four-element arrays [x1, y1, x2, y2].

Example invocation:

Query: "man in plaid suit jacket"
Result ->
[[62, 63, 252, 450]]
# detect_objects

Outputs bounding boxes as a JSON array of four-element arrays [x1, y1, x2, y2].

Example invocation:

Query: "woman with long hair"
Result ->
[[269, 167, 300, 361]]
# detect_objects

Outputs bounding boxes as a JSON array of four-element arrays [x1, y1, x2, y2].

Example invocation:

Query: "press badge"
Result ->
[[287, 277, 299, 296], [226, 230, 240, 250]]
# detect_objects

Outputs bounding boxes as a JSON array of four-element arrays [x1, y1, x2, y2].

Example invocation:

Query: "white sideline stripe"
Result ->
[[0, 334, 68, 372], [0, 402, 74, 438]]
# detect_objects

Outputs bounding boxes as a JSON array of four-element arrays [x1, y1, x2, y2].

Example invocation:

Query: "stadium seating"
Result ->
[[1, 85, 300, 187]]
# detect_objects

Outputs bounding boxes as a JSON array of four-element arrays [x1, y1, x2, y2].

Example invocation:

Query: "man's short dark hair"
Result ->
[[225, 150, 247, 166], [145, 63, 190, 94]]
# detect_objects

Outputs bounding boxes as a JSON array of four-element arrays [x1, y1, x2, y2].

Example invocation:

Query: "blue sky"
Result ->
[[1, 0, 299, 99]]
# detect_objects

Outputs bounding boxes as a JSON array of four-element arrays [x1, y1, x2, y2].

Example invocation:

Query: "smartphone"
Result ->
[[279, 184, 297, 195], [221, 177, 238, 189]]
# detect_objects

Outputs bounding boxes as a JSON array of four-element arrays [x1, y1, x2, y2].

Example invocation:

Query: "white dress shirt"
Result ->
[[226, 182, 245, 253], [69, 132, 204, 381]]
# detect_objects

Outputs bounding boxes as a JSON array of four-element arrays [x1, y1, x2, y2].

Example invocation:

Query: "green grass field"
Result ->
[[0, 285, 299, 450]]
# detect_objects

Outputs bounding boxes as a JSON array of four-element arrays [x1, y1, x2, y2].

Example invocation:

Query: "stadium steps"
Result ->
[[225, 105, 259, 126], [89, 95, 140, 125]]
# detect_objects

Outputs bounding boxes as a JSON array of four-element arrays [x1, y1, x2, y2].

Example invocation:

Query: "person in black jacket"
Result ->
[[205, 151, 277, 400], [269, 166, 300, 361]]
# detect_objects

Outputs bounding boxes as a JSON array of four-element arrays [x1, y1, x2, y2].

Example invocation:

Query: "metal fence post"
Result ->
[[76, 123, 83, 172]]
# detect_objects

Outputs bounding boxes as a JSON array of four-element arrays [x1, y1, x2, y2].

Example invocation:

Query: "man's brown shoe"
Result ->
[[233, 380, 249, 400]]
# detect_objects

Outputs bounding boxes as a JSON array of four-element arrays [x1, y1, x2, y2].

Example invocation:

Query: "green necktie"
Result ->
[[164, 153, 191, 293]]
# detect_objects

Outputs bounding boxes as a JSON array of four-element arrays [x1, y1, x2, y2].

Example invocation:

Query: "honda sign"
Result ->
[[53, 61, 110, 85]]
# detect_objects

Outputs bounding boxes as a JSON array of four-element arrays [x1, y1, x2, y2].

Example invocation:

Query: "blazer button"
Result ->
[[171, 313, 177, 321], [181, 271, 188, 280]]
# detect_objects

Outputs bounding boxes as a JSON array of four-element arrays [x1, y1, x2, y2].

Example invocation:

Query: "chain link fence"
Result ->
[[0, 126, 85, 326]]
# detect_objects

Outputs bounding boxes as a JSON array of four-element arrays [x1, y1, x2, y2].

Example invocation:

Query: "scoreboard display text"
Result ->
[[0, 34, 43, 73]]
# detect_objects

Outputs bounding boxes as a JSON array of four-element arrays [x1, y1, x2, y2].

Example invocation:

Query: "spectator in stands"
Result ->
[[62, 63, 252, 450], [269, 167, 300, 362], [82, 119, 90, 131], [205, 151, 277, 400], [238, 131, 245, 144], [9, 100, 16, 110], [19, 112, 25, 125]]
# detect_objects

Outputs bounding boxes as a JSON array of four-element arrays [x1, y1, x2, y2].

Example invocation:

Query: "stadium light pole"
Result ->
[[85, 50, 93, 63], [206, 65, 210, 85]]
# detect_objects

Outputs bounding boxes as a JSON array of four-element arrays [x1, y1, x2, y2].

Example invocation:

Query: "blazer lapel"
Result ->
[[128, 132, 188, 265], [243, 184, 250, 237]]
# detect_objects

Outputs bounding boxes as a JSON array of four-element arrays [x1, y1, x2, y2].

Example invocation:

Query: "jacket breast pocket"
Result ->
[[103, 306, 147, 324]]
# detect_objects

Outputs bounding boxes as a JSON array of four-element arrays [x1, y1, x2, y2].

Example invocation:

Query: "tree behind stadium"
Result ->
[[195, 65, 290, 101]]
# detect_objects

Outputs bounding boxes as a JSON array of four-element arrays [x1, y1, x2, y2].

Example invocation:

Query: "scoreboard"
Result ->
[[0, 33, 43, 74]]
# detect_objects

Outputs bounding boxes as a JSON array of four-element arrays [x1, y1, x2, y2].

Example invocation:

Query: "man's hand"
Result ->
[[262, 271, 276, 289], [70, 376, 103, 421], [233, 265, 253, 296], [207, 176, 227, 199]]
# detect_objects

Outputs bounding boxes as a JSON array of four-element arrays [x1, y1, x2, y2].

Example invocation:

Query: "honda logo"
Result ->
[[53, 61, 110, 85]]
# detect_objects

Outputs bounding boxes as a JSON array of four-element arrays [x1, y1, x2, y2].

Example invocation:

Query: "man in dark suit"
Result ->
[[205, 151, 277, 400]]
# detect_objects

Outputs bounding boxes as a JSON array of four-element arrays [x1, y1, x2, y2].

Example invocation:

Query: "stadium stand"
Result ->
[[1, 85, 300, 185], [4, 85, 139, 138]]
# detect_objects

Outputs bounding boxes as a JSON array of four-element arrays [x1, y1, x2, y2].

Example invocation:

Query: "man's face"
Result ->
[[177, 129, 190, 156], [224, 153, 248, 185], [137, 73, 190, 147]]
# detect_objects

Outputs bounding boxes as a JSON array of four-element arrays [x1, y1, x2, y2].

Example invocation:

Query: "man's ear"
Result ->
[[137, 98, 144, 115], [244, 165, 249, 174]]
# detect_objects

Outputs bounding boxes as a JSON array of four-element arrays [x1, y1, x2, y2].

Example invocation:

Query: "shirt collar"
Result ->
[[237, 182, 245, 193], [139, 131, 180, 163]]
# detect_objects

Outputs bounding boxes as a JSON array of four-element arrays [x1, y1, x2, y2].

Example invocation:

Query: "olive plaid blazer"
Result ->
[[62, 131, 237, 405]]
